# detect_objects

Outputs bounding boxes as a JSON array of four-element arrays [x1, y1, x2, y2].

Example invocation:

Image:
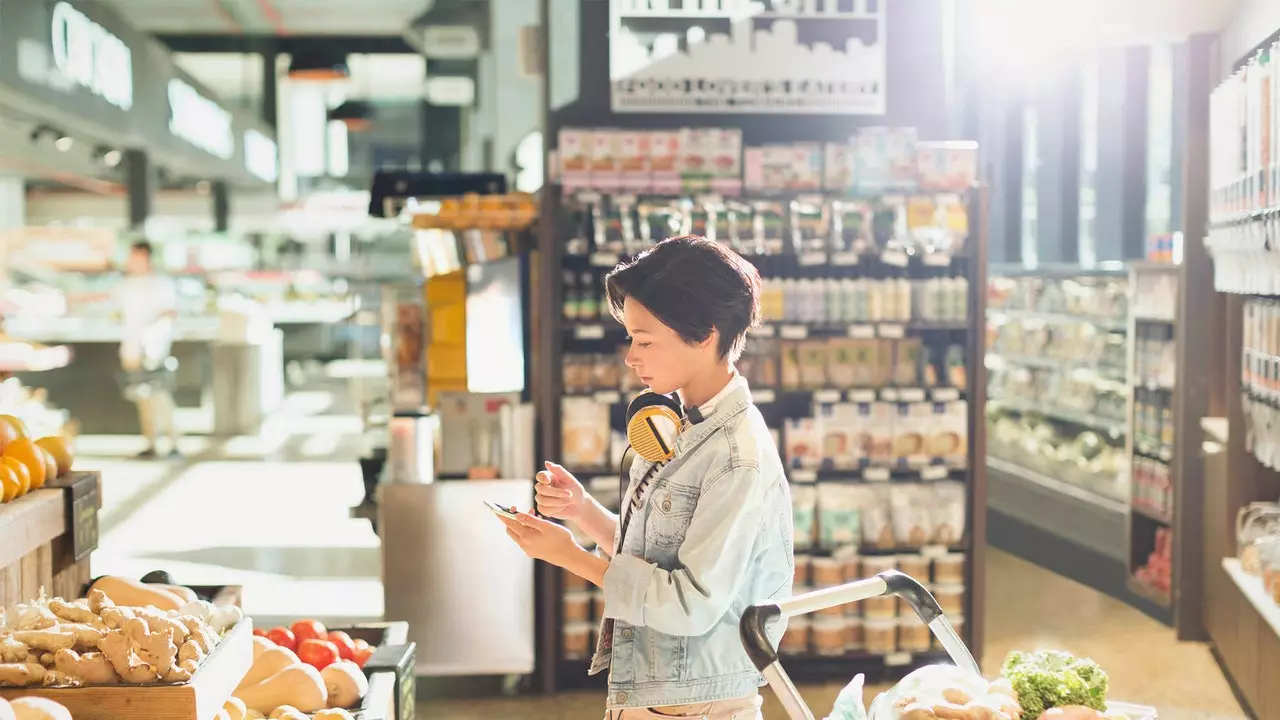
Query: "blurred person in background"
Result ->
[[117, 240, 180, 458]]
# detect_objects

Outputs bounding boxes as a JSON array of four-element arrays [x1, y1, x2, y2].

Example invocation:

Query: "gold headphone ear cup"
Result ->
[[626, 405, 681, 463]]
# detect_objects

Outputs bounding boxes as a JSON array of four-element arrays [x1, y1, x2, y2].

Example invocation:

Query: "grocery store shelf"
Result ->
[[988, 308, 1127, 332], [988, 353, 1127, 382], [990, 398, 1127, 436], [1223, 558, 1280, 641], [1127, 576, 1172, 609]]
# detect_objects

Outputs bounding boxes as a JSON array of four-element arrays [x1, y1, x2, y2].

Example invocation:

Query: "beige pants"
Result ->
[[121, 356, 177, 448], [605, 695, 763, 719]]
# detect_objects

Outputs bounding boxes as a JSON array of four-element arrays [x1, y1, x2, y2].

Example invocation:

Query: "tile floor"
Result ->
[[77, 376, 1247, 720]]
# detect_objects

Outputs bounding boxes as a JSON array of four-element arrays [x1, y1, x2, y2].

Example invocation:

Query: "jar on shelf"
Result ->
[[563, 590, 593, 624], [563, 622, 592, 660], [932, 553, 966, 584], [897, 553, 930, 583], [898, 616, 931, 652], [864, 618, 898, 655], [812, 617, 848, 656], [845, 617, 864, 652], [780, 618, 811, 656], [811, 556, 844, 588], [932, 584, 965, 617]]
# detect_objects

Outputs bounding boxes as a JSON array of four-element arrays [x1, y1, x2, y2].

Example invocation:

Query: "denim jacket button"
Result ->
[[661, 498, 672, 512], [621, 628, 633, 640], [616, 692, 628, 704]]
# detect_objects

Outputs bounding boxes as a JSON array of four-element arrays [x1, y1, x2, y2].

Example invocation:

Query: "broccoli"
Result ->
[[1001, 650, 1109, 720]]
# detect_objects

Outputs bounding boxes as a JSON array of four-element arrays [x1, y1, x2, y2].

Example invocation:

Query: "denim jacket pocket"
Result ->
[[647, 485, 698, 548]]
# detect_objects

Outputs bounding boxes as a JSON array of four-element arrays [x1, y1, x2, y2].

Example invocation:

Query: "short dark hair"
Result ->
[[130, 240, 153, 257], [605, 235, 761, 362]]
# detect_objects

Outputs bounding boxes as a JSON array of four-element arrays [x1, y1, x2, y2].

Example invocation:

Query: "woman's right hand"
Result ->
[[535, 461, 588, 520]]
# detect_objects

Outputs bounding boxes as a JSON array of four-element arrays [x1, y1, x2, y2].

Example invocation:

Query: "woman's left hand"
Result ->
[[499, 512, 583, 568]]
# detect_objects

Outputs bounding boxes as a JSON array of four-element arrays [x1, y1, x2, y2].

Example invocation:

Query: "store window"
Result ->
[[1021, 104, 1039, 268], [1145, 44, 1175, 237], [1079, 51, 1099, 268]]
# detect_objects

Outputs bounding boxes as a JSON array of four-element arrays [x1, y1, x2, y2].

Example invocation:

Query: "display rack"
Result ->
[[983, 265, 1150, 609], [537, 173, 988, 690]]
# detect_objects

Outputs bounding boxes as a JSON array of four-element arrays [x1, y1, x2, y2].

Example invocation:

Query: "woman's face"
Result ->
[[621, 296, 717, 395]]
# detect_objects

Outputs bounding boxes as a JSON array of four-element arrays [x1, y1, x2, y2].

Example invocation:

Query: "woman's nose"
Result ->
[[624, 346, 638, 368]]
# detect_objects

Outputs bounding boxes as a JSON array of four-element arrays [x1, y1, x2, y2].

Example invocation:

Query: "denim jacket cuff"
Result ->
[[604, 553, 652, 626]]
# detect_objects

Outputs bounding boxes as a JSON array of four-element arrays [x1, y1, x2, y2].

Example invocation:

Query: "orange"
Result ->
[[0, 419, 20, 454], [0, 463, 18, 502], [36, 437, 73, 478], [2, 457, 30, 496], [0, 414, 28, 439], [4, 438, 45, 491], [35, 446, 56, 486]]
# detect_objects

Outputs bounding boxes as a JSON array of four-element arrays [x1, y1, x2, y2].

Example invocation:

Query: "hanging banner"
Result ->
[[609, 0, 886, 115]]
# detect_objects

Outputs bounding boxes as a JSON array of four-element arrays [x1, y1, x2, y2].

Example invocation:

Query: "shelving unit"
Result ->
[[538, 180, 988, 690]]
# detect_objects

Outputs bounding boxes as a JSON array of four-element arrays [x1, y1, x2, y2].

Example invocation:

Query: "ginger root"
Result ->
[[178, 638, 205, 666], [86, 590, 113, 615], [0, 662, 45, 687], [6, 604, 57, 632], [99, 631, 158, 684], [48, 599, 105, 630], [178, 616, 216, 655], [133, 608, 187, 643], [97, 606, 134, 632], [12, 630, 74, 653], [123, 618, 176, 677], [54, 649, 119, 685], [61, 623, 106, 651], [41, 669, 82, 688]]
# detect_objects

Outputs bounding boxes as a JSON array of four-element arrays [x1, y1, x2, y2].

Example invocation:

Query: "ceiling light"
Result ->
[[328, 100, 375, 132], [288, 51, 350, 81], [53, 134, 74, 152], [102, 149, 122, 167]]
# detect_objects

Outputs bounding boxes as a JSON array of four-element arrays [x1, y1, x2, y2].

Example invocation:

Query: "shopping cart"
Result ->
[[740, 570, 1158, 720]]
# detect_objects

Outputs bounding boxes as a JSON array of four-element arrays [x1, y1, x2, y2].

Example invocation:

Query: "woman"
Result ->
[[499, 235, 794, 719]]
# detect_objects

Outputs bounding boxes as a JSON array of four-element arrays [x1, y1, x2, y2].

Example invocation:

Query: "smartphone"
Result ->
[[483, 500, 521, 520]]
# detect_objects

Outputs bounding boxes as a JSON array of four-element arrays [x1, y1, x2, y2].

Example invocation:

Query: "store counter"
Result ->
[[0, 472, 100, 607], [379, 479, 535, 678]]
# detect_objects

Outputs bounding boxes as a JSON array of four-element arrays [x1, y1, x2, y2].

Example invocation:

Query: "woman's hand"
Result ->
[[535, 461, 589, 520], [499, 512, 583, 568]]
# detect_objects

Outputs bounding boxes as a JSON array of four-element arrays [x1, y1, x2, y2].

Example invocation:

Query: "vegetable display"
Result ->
[[0, 419, 75, 505], [232, 619, 369, 719], [0, 585, 243, 688], [1000, 650, 1109, 720]]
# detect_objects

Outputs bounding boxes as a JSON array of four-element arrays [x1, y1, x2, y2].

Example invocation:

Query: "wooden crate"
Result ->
[[0, 618, 254, 720]]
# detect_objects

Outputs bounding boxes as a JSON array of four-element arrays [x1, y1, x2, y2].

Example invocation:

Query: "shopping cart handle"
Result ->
[[740, 571, 943, 672]]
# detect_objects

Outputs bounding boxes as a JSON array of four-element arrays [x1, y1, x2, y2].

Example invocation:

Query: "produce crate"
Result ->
[[0, 617, 254, 720], [331, 622, 415, 720]]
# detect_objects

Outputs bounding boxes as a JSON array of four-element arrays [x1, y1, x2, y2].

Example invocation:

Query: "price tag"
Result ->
[[574, 325, 606, 340], [753, 389, 777, 404], [814, 389, 842, 404], [780, 325, 809, 340], [880, 388, 900, 402], [898, 388, 927, 403], [799, 251, 827, 266], [920, 465, 949, 481], [885, 652, 913, 667], [615, 194, 638, 205], [864, 467, 891, 482], [921, 544, 950, 558], [877, 324, 905, 338], [751, 324, 777, 338], [790, 469, 818, 483], [831, 251, 860, 266], [923, 252, 953, 267], [593, 391, 622, 404], [576, 191, 602, 203], [847, 324, 875, 339], [932, 388, 961, 402], [847, 389, 877, 403], [590, 252, 620, 267], [881, 248, 910, 267]]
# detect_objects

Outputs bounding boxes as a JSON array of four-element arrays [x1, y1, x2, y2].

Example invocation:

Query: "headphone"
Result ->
[[625, 390, 704, 463]]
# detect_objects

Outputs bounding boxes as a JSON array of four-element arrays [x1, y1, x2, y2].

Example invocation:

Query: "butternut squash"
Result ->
[[0, 698, 13, 720], [252, 636, 273, 660], [313, 710, 355, 720], [268, 707, 302, 719], [9, 698, 72, 720], [153, 584, 199, 604], [233, 664, 327, 714], [222, 697, 248, 720], [320, 661, 368, 709], [237, 646, 299, 689], [88, 577, 184, 612]]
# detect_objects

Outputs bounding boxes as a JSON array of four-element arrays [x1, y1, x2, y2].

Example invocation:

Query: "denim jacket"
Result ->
[[591, 379, 794, 709]]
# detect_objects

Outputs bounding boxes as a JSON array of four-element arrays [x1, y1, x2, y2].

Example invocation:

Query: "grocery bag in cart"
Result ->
[[738, 570, 1159, 720]]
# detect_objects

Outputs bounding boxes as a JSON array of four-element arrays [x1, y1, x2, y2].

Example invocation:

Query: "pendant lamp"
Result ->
[[288, 50, 350, 81], [329, 100, 375, 132]]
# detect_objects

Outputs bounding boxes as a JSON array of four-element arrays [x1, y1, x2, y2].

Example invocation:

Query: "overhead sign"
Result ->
[[609, 0, 887, 115], [421, 26, 481, 59], [168, 79, 234, 160], [425, 76, 475, 107], [244, 129, 278, 183], [50, 1, 133, 110]]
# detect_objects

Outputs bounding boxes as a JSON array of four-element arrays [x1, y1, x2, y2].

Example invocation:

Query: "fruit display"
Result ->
[[0, 415, 75, 505], [0, 585, 243, 688], [0, 695, 74, 720], [234, 619, 370, 718], [824, 650, 1143, 720]]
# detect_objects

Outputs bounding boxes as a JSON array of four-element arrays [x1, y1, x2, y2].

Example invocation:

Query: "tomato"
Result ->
[[266, 627, 296, 651], [297, 638, 341, 670], [327, 631, 358, 661], [353, 638, 370, 650], [291, 619, 327, 645], [352, 643, 375, 668], [253, 628, 269, 638]]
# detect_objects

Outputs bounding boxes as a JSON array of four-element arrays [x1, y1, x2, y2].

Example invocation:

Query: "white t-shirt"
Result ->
[[117, 274, 178, 365]]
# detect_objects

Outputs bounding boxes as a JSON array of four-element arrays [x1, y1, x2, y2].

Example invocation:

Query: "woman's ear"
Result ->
[[698, 329, 720, 353]]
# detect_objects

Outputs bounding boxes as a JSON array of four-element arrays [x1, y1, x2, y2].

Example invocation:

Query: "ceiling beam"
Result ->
[[156, 34, 416, 55]]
